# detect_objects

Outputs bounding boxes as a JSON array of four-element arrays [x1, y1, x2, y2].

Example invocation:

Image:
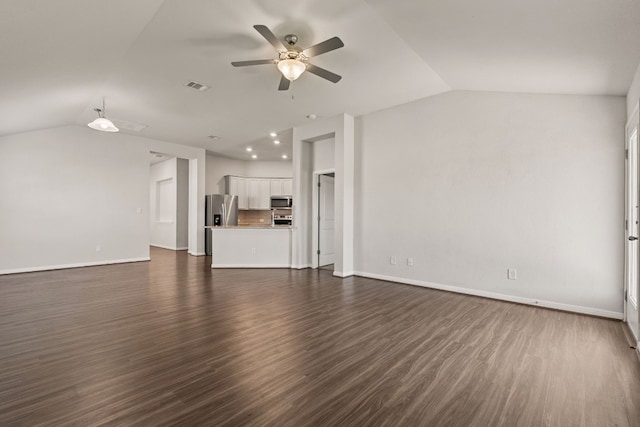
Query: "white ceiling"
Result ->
[[1, 0, 639, 161]]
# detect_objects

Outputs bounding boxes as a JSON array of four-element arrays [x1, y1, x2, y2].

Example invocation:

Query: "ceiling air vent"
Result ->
[[184, 80, 209, 92]]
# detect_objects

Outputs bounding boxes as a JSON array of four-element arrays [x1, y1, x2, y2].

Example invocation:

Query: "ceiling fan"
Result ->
[[231, 25, 344, 91]]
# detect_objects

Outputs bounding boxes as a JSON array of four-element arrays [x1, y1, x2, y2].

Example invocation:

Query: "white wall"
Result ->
[[205, 155, 245, 194], [354, 90, 625, 318], [313, 138, 335, 172], [292, 114, 355, 276], [176, 158, 189, 249], [145, 139, 207, 256], [245, 160, 292, 178], [205, 154, 292, 194], [149, 158, 189, 250], [627, 61, 640, 120], [0, 126, 150, 273]]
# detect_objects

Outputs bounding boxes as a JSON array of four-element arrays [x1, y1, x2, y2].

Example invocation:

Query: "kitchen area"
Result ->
[[205, 174, 294, 268]]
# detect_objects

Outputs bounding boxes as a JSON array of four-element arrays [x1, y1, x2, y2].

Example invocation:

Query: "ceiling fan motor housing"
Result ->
[[284, 34, 298, 45]]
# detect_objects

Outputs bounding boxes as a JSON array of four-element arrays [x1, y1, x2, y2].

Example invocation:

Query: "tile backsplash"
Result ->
[[238, 210, 272, 226]]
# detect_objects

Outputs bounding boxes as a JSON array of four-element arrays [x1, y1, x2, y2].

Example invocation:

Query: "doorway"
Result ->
[[312, 171, 335, 270], [625, 105, 639, 345]]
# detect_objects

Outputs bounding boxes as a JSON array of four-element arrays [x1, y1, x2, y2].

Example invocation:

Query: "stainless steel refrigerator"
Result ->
[[205, 194, 238, 255]]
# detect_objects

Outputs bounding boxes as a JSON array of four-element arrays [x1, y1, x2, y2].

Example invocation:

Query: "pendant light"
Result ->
[[88, 97, 119, 132]]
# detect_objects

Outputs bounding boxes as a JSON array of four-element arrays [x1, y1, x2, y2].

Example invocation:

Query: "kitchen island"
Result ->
[[207, 225, 292, 268]]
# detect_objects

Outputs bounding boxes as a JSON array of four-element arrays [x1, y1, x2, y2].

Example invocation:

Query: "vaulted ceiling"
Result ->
[[1, 0, 639, 160]]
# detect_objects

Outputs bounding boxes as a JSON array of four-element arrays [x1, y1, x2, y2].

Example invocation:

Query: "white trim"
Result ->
[[150, 244, 188, 251], [0, 257, 150, 275], [291, 264, 311, 270], [627, 321, 640, 342], [333, 270, 354, 278], [312, 169, 336, 270], [353, 271, 624, 320], [189, 251, 206, 256], [211, 264, 291, 269]]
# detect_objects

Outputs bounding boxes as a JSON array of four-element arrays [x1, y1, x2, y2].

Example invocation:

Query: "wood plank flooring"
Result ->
[[1, 247, 639, 426]]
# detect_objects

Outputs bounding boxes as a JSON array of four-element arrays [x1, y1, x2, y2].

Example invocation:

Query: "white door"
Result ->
[[318, 174, 335, 267], [626, 115, 639, 343]]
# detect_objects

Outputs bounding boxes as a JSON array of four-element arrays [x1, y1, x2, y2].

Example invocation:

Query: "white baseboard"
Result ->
[[189, 251, 206, 256], [212, 264, 292, 269], [0, 257, 150, 275], [353, 271, 624, 320], [626, 322, 640, 347], [334, 270, 354, 278], [291, 264, 311, 270], [150, 244, 185, 251]]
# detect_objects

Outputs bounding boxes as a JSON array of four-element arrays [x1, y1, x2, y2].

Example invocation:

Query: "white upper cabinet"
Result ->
[[270, 178, 293, 196], [248, 178, 271, 209], [225, 176, 292, 210], [225, 176, 248, 209]]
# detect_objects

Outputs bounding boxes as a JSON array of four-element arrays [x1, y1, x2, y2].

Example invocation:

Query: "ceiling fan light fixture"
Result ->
[[88, 97, 119, 132], [277, 59, 306, 81]]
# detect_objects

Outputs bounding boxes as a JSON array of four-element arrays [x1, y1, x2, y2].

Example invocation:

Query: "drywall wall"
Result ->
[[627, 61, 640, 120], [150, 159, 177, 249], [176, 158, 189, 249], [205, 154, 292, 194], [149, 158, 189, 250], [206, 155, 246, 194], [313, 138, 335, 172], [147, 140, 206, 256], [354, 91, 625, 317], [292, 114, 354, 276], [245, 160, 292, 178], [0, 126, 150, 273]]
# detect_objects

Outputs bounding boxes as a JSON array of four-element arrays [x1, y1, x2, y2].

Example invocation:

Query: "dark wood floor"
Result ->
[[1, 248, 639, 426]]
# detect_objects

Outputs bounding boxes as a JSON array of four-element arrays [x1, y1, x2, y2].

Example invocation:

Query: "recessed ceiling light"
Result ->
[[282, 154, 288, 159], [246, 147, 253, 152], [269, 132, 277, 137], [208, 135, 220, 140], [274, 140, 280, 145], [251, 154, 257, 159], [306, 114, 317, 120]]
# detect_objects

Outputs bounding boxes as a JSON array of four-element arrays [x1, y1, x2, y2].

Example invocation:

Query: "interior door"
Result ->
[[318, 174, 335, 267], [625, 116, 639, 343]]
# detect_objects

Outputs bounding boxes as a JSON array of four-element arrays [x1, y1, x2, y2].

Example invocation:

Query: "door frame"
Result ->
[[624, 102, 639, 344], [311, 168, 335, 269]]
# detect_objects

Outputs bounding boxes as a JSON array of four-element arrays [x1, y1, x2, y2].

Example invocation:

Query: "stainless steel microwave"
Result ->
[[270, 196, 292, 208]]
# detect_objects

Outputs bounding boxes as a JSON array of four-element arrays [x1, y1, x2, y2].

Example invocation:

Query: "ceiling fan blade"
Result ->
[[278, 76, 291, 91], [231, 59, 275, 67], [253, 25, 286, 51], [306, 63, 342, 83], [303, 36, 344, 57]]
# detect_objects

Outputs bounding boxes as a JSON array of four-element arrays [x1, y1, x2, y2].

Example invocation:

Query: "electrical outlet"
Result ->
[[136, 207, 142, 214], [390, 256, 397, 265], [407, 258, 414, 267], [251, 247, 256, 254], [96, 245, 101, 252], [508, 268, 517, 280]]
